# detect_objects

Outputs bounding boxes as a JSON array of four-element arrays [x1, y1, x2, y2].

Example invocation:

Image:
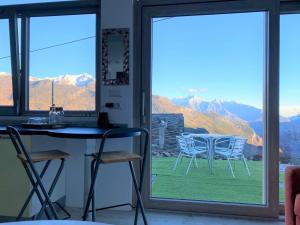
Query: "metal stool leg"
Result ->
[[17, 160, 51, 221], [91, 159, 96, 221], [24, 157, 59, 219], [21, 162, 56, 219], [129, 162, 148, 225], [37, 159, 65, 220], [83, 139, 106, 221], [83, 159, 102, 221]]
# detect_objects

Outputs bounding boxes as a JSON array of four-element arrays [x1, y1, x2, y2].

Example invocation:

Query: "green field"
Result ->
[[152, 156, 285, 204]]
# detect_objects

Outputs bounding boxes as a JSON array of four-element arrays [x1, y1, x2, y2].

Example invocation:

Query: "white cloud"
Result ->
[[186, 88, 208, 95]]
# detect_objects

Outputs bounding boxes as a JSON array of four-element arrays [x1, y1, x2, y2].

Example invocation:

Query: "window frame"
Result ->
[[0, 0, 101, 116], [135, 0, 280, 218]]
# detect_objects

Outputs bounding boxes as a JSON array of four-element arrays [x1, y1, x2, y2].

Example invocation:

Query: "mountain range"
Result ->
[[172, 96, 262, 122], [153, 95, 263, 147], [0, 72, 95, 110], [171, 95, 300, 160], [0, 72, 13, 106], [1, 72, 300, 160]]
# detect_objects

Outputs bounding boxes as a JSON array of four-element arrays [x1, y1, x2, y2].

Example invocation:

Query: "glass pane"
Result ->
[[29, 14, 96, 111], [279, 14, 300, 203], [151, 12, 265, 204], [0, 19, 13, 106]]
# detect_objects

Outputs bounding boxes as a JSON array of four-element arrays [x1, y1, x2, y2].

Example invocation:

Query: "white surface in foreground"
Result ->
[[1, 220, 111, 225]]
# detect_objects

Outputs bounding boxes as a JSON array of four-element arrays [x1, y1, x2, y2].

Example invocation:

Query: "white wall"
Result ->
[[93, 0, 134, 209]]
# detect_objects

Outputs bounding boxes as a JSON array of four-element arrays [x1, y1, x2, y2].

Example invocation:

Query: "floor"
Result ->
[[67, 207, 285, 225]]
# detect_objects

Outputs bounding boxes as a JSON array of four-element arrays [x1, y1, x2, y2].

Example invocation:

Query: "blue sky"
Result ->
[[152, 12, 265, 108], [1, 6, 300, 116], [152, 12, 300, 116], [0, 13, 95, 78]]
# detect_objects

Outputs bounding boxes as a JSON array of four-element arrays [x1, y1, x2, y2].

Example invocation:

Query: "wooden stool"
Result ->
[[6, 126, 70, 220], [82, 128, 149, 225]]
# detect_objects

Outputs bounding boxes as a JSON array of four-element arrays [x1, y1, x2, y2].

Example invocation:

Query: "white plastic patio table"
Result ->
[[191, 133, 232, 174], [0, 221, 111, 225]]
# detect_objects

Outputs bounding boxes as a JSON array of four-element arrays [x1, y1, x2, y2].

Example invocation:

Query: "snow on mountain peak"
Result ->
[[188, 96, 203, 110], [29, 73, 95, 87]]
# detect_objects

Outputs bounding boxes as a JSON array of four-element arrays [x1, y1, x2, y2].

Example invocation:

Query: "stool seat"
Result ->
[[92, 151, 142, 164], [17, 150, 70, 163]]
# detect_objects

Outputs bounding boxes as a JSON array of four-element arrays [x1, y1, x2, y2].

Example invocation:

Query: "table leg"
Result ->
[[65, 139, 87, 207], [209, 139, 213, 174]]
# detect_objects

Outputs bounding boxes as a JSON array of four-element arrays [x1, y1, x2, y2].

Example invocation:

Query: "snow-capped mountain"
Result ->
[[30, 73, 95, 87], [172, 96, 262, 122]]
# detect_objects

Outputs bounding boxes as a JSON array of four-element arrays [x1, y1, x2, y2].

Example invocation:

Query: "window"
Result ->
[[139, 0, 279, 218], [151, 12, 265, 205], [28, 14, 96, 111], [279, 13, 300, 203], [0, 19, 13, 107], [0, 0, 99, 115]]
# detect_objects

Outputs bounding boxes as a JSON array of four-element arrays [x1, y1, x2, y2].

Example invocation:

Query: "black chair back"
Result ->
[[6, 126, 34, 165]]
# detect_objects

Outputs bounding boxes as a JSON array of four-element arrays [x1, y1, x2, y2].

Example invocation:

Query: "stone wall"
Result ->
[[151, 114, 184, 156]]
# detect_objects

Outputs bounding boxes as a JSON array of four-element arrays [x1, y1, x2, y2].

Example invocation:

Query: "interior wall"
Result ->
[[93, 0, 134, 209]]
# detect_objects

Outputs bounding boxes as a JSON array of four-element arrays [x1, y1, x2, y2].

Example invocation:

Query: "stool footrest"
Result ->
[[88, 203, 134, 213], [17, 150, 70, 163], [92, 151, 142, 164]]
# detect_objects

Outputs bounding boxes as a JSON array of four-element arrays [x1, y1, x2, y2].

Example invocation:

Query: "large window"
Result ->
[[0, 1, 99, 115], [151, 12, 265, 205], [279, 13, 300, 203], [28, 14, 96, 111], [0, 19, 13, 107]]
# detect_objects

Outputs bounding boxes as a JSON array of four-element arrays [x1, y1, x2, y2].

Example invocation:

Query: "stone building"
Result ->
[[151, 114, 184, 156]]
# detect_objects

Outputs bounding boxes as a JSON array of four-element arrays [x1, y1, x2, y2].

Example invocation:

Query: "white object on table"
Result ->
[[0, 220, 111, 225]]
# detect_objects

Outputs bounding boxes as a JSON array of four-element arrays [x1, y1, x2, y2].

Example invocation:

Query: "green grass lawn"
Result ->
[[152, 156, 285, 204]]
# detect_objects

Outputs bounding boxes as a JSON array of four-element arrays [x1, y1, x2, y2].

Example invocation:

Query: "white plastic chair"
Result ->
[[214, 136, 250, 178], [173, 134, 209, 174]]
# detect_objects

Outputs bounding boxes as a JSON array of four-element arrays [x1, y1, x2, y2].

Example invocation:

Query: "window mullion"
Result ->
[[8, 13, 20, 115], [20, 16, 30, 114]]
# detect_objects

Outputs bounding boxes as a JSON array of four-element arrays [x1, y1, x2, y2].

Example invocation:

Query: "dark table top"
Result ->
[[0, 126, 109, 139], [0, 126, 141, 139]]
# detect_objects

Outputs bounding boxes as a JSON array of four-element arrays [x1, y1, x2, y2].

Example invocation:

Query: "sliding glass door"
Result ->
[[279, 13, 300, 203], [151, 11, 265, 204], [140, 0, 279, 217]]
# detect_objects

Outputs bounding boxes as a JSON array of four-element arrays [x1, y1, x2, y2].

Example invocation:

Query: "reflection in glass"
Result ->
[[107, 34, 125, 80]]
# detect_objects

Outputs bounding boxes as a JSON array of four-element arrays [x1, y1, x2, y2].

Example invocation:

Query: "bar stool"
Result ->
[[6, 126, 70, 220], [82, 128, 149, 225]]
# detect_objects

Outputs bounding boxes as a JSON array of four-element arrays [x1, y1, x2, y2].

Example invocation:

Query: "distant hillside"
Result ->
[[172, 96, 262, 122], [0, 73, 13, 106], [153, 95, 263, 146], [29, 73, 95, 110], [0, 72, 95, 111], [280, 118, 300, 160]]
